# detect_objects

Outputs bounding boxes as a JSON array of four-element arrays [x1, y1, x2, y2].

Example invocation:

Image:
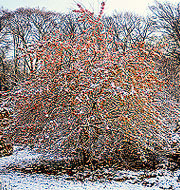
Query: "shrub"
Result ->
[[7, 2, 179, 169]]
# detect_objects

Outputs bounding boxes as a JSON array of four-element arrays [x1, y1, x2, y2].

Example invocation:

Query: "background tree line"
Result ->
[[0, 0, 179, 102]]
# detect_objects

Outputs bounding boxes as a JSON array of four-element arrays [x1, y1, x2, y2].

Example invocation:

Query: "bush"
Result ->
[[7, 2, 178, 169]]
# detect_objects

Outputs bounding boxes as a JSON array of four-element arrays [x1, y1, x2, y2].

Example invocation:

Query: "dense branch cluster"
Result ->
[[0, 1, 180, 169]]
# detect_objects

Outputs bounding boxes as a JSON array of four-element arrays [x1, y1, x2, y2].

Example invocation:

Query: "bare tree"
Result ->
[[102, 12, 154, 53], [149, 1, 180, 102], [1, 8, 63, 75], [149, 0, 180, 63], [0, 9, 13, 91]]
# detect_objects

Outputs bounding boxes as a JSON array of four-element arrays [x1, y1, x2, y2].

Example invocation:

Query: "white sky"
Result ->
[[0, 0, 179, 16]]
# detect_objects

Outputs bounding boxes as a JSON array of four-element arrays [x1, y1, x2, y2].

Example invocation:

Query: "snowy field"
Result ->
[[0, 146, 179, 190]]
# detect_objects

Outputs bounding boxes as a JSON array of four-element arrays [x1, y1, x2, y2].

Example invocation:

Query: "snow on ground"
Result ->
[[0, 146, 180, 190], [0, 171, 154, 190], [0, 146, 42, 172], [0, 169, 180, 190]]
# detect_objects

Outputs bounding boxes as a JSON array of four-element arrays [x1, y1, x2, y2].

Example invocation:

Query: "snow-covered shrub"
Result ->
[[6, 2, 178, 169]]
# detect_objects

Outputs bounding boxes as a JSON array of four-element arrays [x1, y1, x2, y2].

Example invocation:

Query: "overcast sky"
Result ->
[[0, 0, 179, 16]]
